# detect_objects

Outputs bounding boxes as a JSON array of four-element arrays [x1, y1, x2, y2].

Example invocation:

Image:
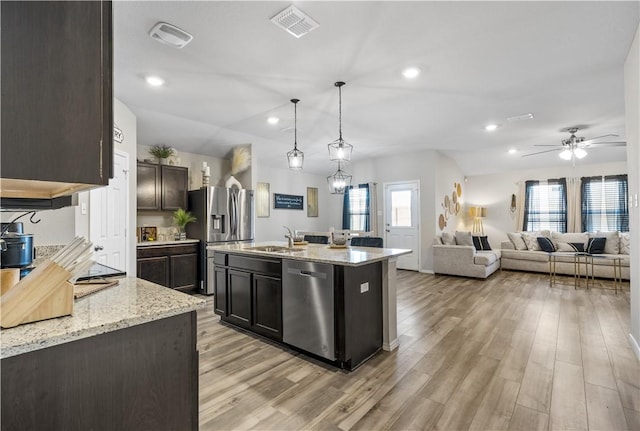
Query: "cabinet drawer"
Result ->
[[137, 243, 199, 258], [213, 252, 227, 266], [228, 255, 281, 277]]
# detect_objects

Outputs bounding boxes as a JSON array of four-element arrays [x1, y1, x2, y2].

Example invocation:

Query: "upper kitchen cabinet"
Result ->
[[0, 1, 113, 201], [137, 162, 188, 211]]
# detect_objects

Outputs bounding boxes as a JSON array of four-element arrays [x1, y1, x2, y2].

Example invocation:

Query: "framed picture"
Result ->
[[274, 193, 303, 210], [256, 182, 270, 217], [307, 187, 318, 217]]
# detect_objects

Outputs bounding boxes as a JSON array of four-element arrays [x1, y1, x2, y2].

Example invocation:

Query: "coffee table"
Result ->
[[548, 252, 589, 289], [585, 254, 624, 294]]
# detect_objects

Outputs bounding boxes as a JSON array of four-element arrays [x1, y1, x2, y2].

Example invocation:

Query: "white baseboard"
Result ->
[[420, 269, 434, 274], [629, 333, 640, 360], [382, 338, 399, 352]]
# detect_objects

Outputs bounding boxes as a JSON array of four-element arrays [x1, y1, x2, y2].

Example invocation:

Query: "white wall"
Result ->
[[1, 207, 75, 246], [351, 150, 441, 272], [624, 23, 639, 358], [464, 161, 628, 247], [254, 164, 339, 241], [435, 153, 467, 234]]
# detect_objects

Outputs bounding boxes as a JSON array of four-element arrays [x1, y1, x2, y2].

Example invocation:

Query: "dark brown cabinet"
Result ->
[[137, 162, 188, 211], [214, 252, 283, 341], [137, 243, 199, 292], [0, 1, 113, 195]]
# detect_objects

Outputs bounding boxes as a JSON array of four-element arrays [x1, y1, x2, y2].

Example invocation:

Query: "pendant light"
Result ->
[[327, 160, 352, 194], [328, 81, 353, 162], [286, 99, 304, 170]]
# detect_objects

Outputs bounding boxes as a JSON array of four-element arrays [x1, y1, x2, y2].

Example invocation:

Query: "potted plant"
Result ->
[[149, 144, 175, 164], [173, 208, 196, 240]]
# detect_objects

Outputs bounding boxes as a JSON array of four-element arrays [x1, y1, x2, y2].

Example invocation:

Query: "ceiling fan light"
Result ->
[[559, 149, 572, 160], [574, 148, 587, 159]]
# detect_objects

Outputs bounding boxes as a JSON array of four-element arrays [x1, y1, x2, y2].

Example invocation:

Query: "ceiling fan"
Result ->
[[523, 127, 626, 164]]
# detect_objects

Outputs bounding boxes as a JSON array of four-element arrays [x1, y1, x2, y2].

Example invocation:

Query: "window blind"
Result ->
[[523, 178, 567, 232], [342, 184, 370, 231], [581, 175, 628, 232]]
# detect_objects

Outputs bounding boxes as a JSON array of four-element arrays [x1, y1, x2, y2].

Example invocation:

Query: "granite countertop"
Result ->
[[137, 239, 200, 247], [208, 241, 412, 267], [0, 277, 206, 359]]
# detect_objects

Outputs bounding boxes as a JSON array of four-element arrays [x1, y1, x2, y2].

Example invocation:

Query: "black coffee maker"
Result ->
[[1, 222, 35, 278]]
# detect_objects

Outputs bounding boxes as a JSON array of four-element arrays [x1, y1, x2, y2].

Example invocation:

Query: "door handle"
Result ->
[[94, 245, 104, 251]]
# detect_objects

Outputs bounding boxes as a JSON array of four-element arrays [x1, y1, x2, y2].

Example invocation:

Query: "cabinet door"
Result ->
[[227, 269, 251, 329], [170, 253, 198, 291], [1, 1, 112, 185], [252, 274, 282, 341], [161, 166, 188, 210], [137, 163, 161, 210], [213, 266, 228, 316], [137, 256, 169, 287]]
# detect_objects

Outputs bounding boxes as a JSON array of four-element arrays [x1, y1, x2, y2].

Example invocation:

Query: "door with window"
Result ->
[[384, 181, 419, 270]]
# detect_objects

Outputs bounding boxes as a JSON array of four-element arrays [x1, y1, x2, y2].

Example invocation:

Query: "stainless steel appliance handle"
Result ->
[[287, 268, 327, 279]]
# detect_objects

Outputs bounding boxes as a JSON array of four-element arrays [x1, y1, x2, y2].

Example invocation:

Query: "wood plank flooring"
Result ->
[[197, 270, 639, 430]]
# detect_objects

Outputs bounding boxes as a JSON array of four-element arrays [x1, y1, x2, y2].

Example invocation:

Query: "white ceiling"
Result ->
[[113, 1, 639, 176]]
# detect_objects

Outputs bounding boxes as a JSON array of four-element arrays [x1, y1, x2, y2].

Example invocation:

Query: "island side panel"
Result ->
[[382, 258, 399, 351], [1, 312, 198, 431]]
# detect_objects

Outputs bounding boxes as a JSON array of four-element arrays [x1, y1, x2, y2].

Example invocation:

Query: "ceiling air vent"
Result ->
[[270, 5, 319, 38], [149, 22, 193, 49]]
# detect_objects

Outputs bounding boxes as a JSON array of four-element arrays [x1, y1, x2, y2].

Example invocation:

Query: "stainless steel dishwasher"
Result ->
[[282, 259, 335, 360]]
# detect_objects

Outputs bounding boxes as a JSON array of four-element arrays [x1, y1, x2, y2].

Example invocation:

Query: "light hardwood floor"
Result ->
[[197, 270, 639, 430]]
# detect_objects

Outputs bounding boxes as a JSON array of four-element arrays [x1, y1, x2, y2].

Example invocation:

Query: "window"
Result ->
[[523, 178, 567, 232], [342, 184, 370, 231], [390, 190, 412, 227], [581, 175, 628, 232]]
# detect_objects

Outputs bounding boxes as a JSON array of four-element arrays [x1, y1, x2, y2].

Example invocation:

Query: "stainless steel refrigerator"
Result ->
[[186, 187, 255, 294]]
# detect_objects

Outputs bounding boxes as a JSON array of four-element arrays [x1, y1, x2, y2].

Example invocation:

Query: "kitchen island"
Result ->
[[1, 277, 206, 431], [209, 242, 411, 369]]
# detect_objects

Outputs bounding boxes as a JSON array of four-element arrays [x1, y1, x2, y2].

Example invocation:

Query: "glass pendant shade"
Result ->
[[327, 161, 352, 194], [287, 98, 304, 170], [328, 81, 353, 162]]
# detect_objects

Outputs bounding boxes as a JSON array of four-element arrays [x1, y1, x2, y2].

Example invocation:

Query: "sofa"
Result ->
[[501, 230, 630, 280], [433, 231, 501, 278]]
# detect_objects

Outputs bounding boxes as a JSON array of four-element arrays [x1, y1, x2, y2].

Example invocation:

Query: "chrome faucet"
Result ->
[[283, 226, 294, 249]]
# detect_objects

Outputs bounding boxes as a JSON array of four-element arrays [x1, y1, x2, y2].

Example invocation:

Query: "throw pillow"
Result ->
[[442, 232, 455, 245], [555, 242, 584, 252], [619, 232, 630, 254], [595, 231, 620, 254], [507, 232, 527, 250], [522, 233, 541, 251], [472, 236, 492, 251], [537, 237, 555, 253], [455, 231, 473, 247], [586, 237, 606, 254], [551, 232, 588, 250]]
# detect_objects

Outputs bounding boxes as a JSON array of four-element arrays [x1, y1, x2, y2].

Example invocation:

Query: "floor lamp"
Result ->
[[470, 207, 487, 235]]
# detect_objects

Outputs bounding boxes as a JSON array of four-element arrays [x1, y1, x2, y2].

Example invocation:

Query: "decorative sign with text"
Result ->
[[274, 193, 303, 210]]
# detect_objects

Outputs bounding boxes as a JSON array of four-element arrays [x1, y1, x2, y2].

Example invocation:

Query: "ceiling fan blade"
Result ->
[[582, 134, 619, 143], [533, 144, 562, 147], [584, 142, 626, 147], [522, 148, 562, 157]]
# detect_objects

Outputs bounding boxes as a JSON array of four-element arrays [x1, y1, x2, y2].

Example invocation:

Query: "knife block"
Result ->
[[0, 260, 74, 328]]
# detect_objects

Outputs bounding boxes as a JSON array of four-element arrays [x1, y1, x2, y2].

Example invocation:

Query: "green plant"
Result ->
[[149, 144, 175, 159], [173, 208, 196, 230]]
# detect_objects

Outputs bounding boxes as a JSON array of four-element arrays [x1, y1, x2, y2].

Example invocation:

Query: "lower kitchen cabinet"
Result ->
[[137, 243, 199, 292], [214, 253, 282, 341]]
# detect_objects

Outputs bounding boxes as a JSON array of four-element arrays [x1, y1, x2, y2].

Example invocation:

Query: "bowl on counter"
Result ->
[[332, 237, 347, 246]]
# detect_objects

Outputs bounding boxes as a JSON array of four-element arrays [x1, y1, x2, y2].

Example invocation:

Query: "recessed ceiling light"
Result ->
[[508, 148, 517, 154], [267, 117, 280, 125], [485, 124, 498, 132], [145, 76, 165, 87], [402, 67, 421, 79]]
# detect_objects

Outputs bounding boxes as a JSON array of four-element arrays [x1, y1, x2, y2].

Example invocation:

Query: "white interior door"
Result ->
[[384, 181, 420, 270], [90, 150, 129, 271]]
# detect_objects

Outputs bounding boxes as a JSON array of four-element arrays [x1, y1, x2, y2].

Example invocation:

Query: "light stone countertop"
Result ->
[[137, 239, 200, 247], [208, 241, 412, 267], [0, 277, 206, 359]]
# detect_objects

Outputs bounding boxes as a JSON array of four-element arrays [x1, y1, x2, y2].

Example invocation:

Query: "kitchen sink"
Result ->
[[245, 246, 304, 253]]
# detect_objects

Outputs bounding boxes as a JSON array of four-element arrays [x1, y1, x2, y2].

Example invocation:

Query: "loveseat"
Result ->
[[501, 230, 630, 280], [433, 231, 501, 278]]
